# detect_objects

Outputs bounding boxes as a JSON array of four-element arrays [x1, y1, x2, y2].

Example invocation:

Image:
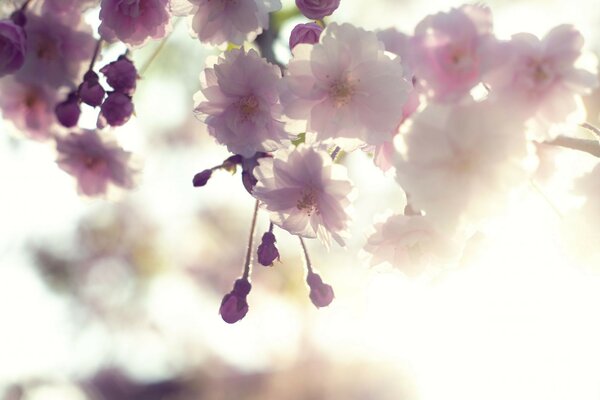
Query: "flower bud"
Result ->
[[295, 0, 340, 20], [219, 278, 251, 324], [0, 20, 26, 77], [289, 22, 323, 49], [257, 231, 279, 266], [79, 71, 106, 107], [100, 56, 138, 95], [193, 169, 212, 187], [55, 92, 81, 128], [99, 92, 134, 127], [306, 272, 334, 308]]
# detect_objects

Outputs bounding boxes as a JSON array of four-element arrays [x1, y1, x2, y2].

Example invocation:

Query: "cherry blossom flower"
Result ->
[[395, 100, 532, 231], [0, 77, 59, 140], [281, 23, 411, 146], [55, 130, 135, 196], [295, 0, 340, 20], [42, 0, 98, 21], [99, 0, 171, 46], [364, 214, 459, 276], [170, 0, 281, 46], [409, 4, 500, 102], [484, 25, 598, 136], [252, 145, 354, 246], [0, 19, 26, 77], [194, 48, 289, 157], [17, 13, 95, 89]]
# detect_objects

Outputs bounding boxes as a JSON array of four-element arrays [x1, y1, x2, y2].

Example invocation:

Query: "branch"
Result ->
[[545, 135, 600, 158]]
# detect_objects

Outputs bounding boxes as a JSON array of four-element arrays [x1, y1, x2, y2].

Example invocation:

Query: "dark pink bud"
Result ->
[[192, 169, 212, 187], [0, 19, 26, 77], [100, 56, 138, 95], [306, 272, 334, 308], [289, 22, 323, 49], [79, 71, 105, 107], [232, 278, 252, 297], [99, 92, 134, 127], [55, 92, 81, 128], [257, 231, 279, 266], [219, 293, 249, 324], [295, 0, 340, 20]]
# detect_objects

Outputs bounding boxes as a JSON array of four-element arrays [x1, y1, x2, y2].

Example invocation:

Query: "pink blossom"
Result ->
[[0, 77, 59, 140], [0, 19, 26, 77], [484, 25, 598, 133], [194, 48, 289, 157], [17, 13, 95, 89], [56, 130, 135, 196], [364, 214, 459, 276], [99, 0, 171, 46], [281, 23, 411, 145], [409, 4, 500, 102], [171, 0, 281, 46], [395, 100, 531, 231], [42, 0, 98, 21], [295, 0, 340, 20], [252, 145, 353, 246]]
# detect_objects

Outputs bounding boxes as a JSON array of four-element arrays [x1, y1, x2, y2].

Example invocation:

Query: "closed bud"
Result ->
[[257, 231, 279, 266], [55, 92, 81, 128], [306, 272, 334, 308], [192, 169, 212, 187]]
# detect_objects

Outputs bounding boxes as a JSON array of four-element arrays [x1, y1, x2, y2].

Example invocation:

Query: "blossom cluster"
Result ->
[[1, 0, 599, 324]]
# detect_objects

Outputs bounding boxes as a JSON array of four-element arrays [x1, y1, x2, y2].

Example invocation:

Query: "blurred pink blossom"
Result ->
[[0, 19, 26, 77], [56, 130, 135, 196], [99, 0, 171, 46]]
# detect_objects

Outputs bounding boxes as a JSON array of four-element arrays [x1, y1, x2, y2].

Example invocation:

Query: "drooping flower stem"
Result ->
[[139, 18, 181, 76], [88, 39, 103, 71], [18, 0, 33, 12], [242, 200, 260, 280], [330, 146, 341, 161], [581, 122, 600, 138], [299, 236, 313, 274]]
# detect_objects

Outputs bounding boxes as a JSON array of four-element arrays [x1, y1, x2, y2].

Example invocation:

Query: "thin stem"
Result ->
[[88, 39, 103, 71], [268, 222, 274, 233], [242, 200, 260, 280], [19, 0, 32, 11], [529, 179, 563, 219], [138, 19, 181, 76], [581, 122, 600, 139], [330, 146, 341, 161], [299, 237, 313, 274]]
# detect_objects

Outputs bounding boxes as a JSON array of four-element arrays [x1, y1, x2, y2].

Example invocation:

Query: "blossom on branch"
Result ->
[[99, 0, 171, 46], [281, 23, 411, 146], [194, 48, 289, 157], [252, 145, 354, 246]]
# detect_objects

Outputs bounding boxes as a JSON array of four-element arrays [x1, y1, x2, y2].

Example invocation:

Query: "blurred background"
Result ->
[[1, 0, 600, 399]]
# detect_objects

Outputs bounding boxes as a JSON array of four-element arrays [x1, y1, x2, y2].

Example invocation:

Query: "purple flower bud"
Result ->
[[232, 278, 251, 296], [219, 278, 251, 324], [242, 152, 270, 194], [219, 293, 249, 324], [257, 231, 280, 266], [99, 92, 134, 127], [295, 0, 341, 20], [289, 22, 323, 49], [9, 10, 26, 27], [55, 92, 81, 128], [100, 56, 138, 95], [192, 169, 212, 187], [0, 20, 26, 77], [306, 272, 334, 308], [79, 71, 106, 107]]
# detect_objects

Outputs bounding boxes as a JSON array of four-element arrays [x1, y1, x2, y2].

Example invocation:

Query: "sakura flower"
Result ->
[[281, 23, 411, 146], [16, 13, 95, 89], [252, 145, 353, 246], [483, 25, 598, 136], [194, 48, 289, 157], [0, 77, 59, 140], [395, 100, 532, 231], [171, 0, 281, 46], [0, 19, 26, 77], [364, 214, 459, 276], [409, 4, 500, 102], [56, 130, 135, 196], [42, 0, 98, 21], [99, 0, 171, 46]]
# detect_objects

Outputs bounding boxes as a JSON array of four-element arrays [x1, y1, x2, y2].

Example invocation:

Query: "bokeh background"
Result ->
[[1, 0, 600, 399]]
